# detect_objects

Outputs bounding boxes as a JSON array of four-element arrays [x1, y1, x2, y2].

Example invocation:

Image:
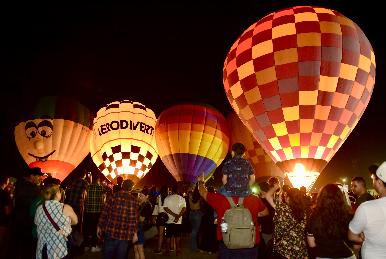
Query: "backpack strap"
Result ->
[[225, 196, 244, 208]]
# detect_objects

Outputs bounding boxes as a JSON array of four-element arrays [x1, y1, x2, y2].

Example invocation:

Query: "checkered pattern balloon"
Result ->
[[227, 111, 283, 179], [155, 104, 230, 183], [90, 100, 158, 184], [223, 6, 376, 174]]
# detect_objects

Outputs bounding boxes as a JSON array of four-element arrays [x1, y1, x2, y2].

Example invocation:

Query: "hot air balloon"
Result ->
[[90, 100, 158, 185], [223, 6, 376, 190], [227, 111, 283, 182], [14, 96, 93, 181], [155, 104, 230, 183]]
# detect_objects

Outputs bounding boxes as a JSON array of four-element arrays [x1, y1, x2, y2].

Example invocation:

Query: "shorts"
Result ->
[[136, 223, 145, 245], [164, 224, 182, 238]]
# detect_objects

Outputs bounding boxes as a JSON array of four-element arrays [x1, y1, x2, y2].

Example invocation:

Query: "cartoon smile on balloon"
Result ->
[[14, 96, 93, 181]]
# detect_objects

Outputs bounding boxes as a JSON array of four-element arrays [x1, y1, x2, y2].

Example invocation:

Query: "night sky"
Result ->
[[1, 1, 385, 190]]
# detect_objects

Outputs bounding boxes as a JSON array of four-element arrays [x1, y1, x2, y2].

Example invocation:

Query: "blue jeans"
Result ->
[[218, 241, 258, 259], [189, 210, 202, 251], [102, 233, 131, 259]]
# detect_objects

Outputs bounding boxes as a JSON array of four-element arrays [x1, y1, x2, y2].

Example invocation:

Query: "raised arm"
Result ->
[[265, 183, 280, 209]]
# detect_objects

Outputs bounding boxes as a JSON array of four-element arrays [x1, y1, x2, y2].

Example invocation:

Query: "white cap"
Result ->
[[376, 161, 386, 183]]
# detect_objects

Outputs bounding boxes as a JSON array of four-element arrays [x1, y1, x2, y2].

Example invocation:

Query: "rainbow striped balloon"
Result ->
[[155, 104, 230, 183]]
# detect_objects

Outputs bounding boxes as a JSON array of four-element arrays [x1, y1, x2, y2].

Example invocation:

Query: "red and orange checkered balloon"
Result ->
[[223, 6, 376, 175], [227, 111, 283, 180]]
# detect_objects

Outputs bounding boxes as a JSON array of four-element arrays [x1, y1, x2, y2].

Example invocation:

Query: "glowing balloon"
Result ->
[[227, 111, 283, 180], [223, 6, 376, 187], [90, 100, 158, 184], [155, 104, 230, 183], [14, 96, 93, 181]]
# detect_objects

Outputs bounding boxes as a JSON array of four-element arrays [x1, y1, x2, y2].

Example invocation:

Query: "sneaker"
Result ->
[[84, 246, 91, 252], [91, 246, 102, 252], [153, 250, 162, 254]]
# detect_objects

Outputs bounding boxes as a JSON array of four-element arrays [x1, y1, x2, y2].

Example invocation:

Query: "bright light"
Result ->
[[286, 163, 320, 191], [251, 187, 257, 194]]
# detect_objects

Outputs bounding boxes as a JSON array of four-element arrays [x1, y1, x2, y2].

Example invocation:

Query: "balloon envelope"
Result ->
[[14, 96, 92, 181], [90, 100, 158, 185], [227, 111, 283, 179], [155, 104, 230, 183], [223, 6, 376, 176]]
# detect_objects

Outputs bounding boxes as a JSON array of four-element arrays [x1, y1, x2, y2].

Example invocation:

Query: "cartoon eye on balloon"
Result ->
[[90, 100, 158, 185], [223, 6, 376, 190], [155, 104, 230, 183], [14, 96, 93, 181]]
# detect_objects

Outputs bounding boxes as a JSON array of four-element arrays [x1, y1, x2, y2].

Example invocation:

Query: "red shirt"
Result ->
[[206, 192, 266, 244]]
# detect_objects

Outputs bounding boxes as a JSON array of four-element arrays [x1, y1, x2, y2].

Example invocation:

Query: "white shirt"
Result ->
[[163, 194, 186, 224], [349, 197, 386, 259]]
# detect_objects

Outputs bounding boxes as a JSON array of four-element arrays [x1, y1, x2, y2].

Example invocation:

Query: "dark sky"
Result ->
[[1, 1, 385, 189]]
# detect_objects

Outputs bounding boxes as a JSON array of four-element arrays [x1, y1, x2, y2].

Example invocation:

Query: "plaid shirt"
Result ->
[[98, 190, 139, 240], [85, 183, 108, 213]]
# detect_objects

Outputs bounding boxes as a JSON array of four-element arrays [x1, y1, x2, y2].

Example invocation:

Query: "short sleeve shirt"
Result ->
[[349, 197, 386, 259], [222, 155, 254, 196], [163, 194, 186, 224]]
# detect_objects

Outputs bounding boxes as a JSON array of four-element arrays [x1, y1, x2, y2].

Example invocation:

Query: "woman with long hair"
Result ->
[[307, 184, 355, 259], [34, 183, 78, 259], [266, 183, 308, 258]]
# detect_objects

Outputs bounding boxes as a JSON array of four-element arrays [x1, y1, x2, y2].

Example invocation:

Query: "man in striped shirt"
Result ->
[[97, 179, 139, 259]]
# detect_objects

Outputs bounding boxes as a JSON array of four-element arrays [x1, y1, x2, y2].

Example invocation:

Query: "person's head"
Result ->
[[41, 183, 62, 201], [372, 161, 386, 194], [170, 184, 178, 195], [231, 143, 246, 156], [116, 176, 123, 185], [285, 188, 306, 222], [28, 167, 44, 185], [42, 176, 61, 186], [138, 188, 149, 203], [350, 176, 367, 196], [122, 179, 134, 191], [258, 181, 270, 197]]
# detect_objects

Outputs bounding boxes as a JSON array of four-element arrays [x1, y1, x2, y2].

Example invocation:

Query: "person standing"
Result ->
[[188, 183, 202, 252], [9, 167, 43, 259], [307, 184, 355, 259], [34, 183, 78, 259], [350, 176, 374, 211], [349, 161, 386, 258], [163, 184, 186, 256], [84, 176, 108, 252], [197, 174, 268, 259], [97, 179, 139, 259]]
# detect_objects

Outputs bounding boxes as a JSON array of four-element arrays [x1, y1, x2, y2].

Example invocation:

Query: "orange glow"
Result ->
[[286, 163, 320, 191]]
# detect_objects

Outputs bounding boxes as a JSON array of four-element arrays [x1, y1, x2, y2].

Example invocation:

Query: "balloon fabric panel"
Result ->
[[155, 104, 230, 182], [90, 100, 158, 184], [223, 6, 375, 173], [14, 96, 92, 181]]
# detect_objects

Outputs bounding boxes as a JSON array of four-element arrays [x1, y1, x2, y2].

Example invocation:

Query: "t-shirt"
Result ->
[[349, 197, 386, 259], [222, 155, 254, 196], [206, 192, 265, 244], [163, 194, 186, 224]]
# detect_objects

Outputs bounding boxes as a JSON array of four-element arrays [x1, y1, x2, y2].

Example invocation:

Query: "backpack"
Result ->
[[221, 196, 255, 249]]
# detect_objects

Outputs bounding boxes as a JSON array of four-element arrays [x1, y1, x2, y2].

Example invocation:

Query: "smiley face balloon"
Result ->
[[14, 96, 93, 181]]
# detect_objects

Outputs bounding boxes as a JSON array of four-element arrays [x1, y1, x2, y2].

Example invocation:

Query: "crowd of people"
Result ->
[[0, 142, 385, 259]]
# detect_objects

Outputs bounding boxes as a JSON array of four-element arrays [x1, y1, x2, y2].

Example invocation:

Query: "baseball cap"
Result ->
[[29, 167, 44, 176], [376, 161, 386, 183]]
